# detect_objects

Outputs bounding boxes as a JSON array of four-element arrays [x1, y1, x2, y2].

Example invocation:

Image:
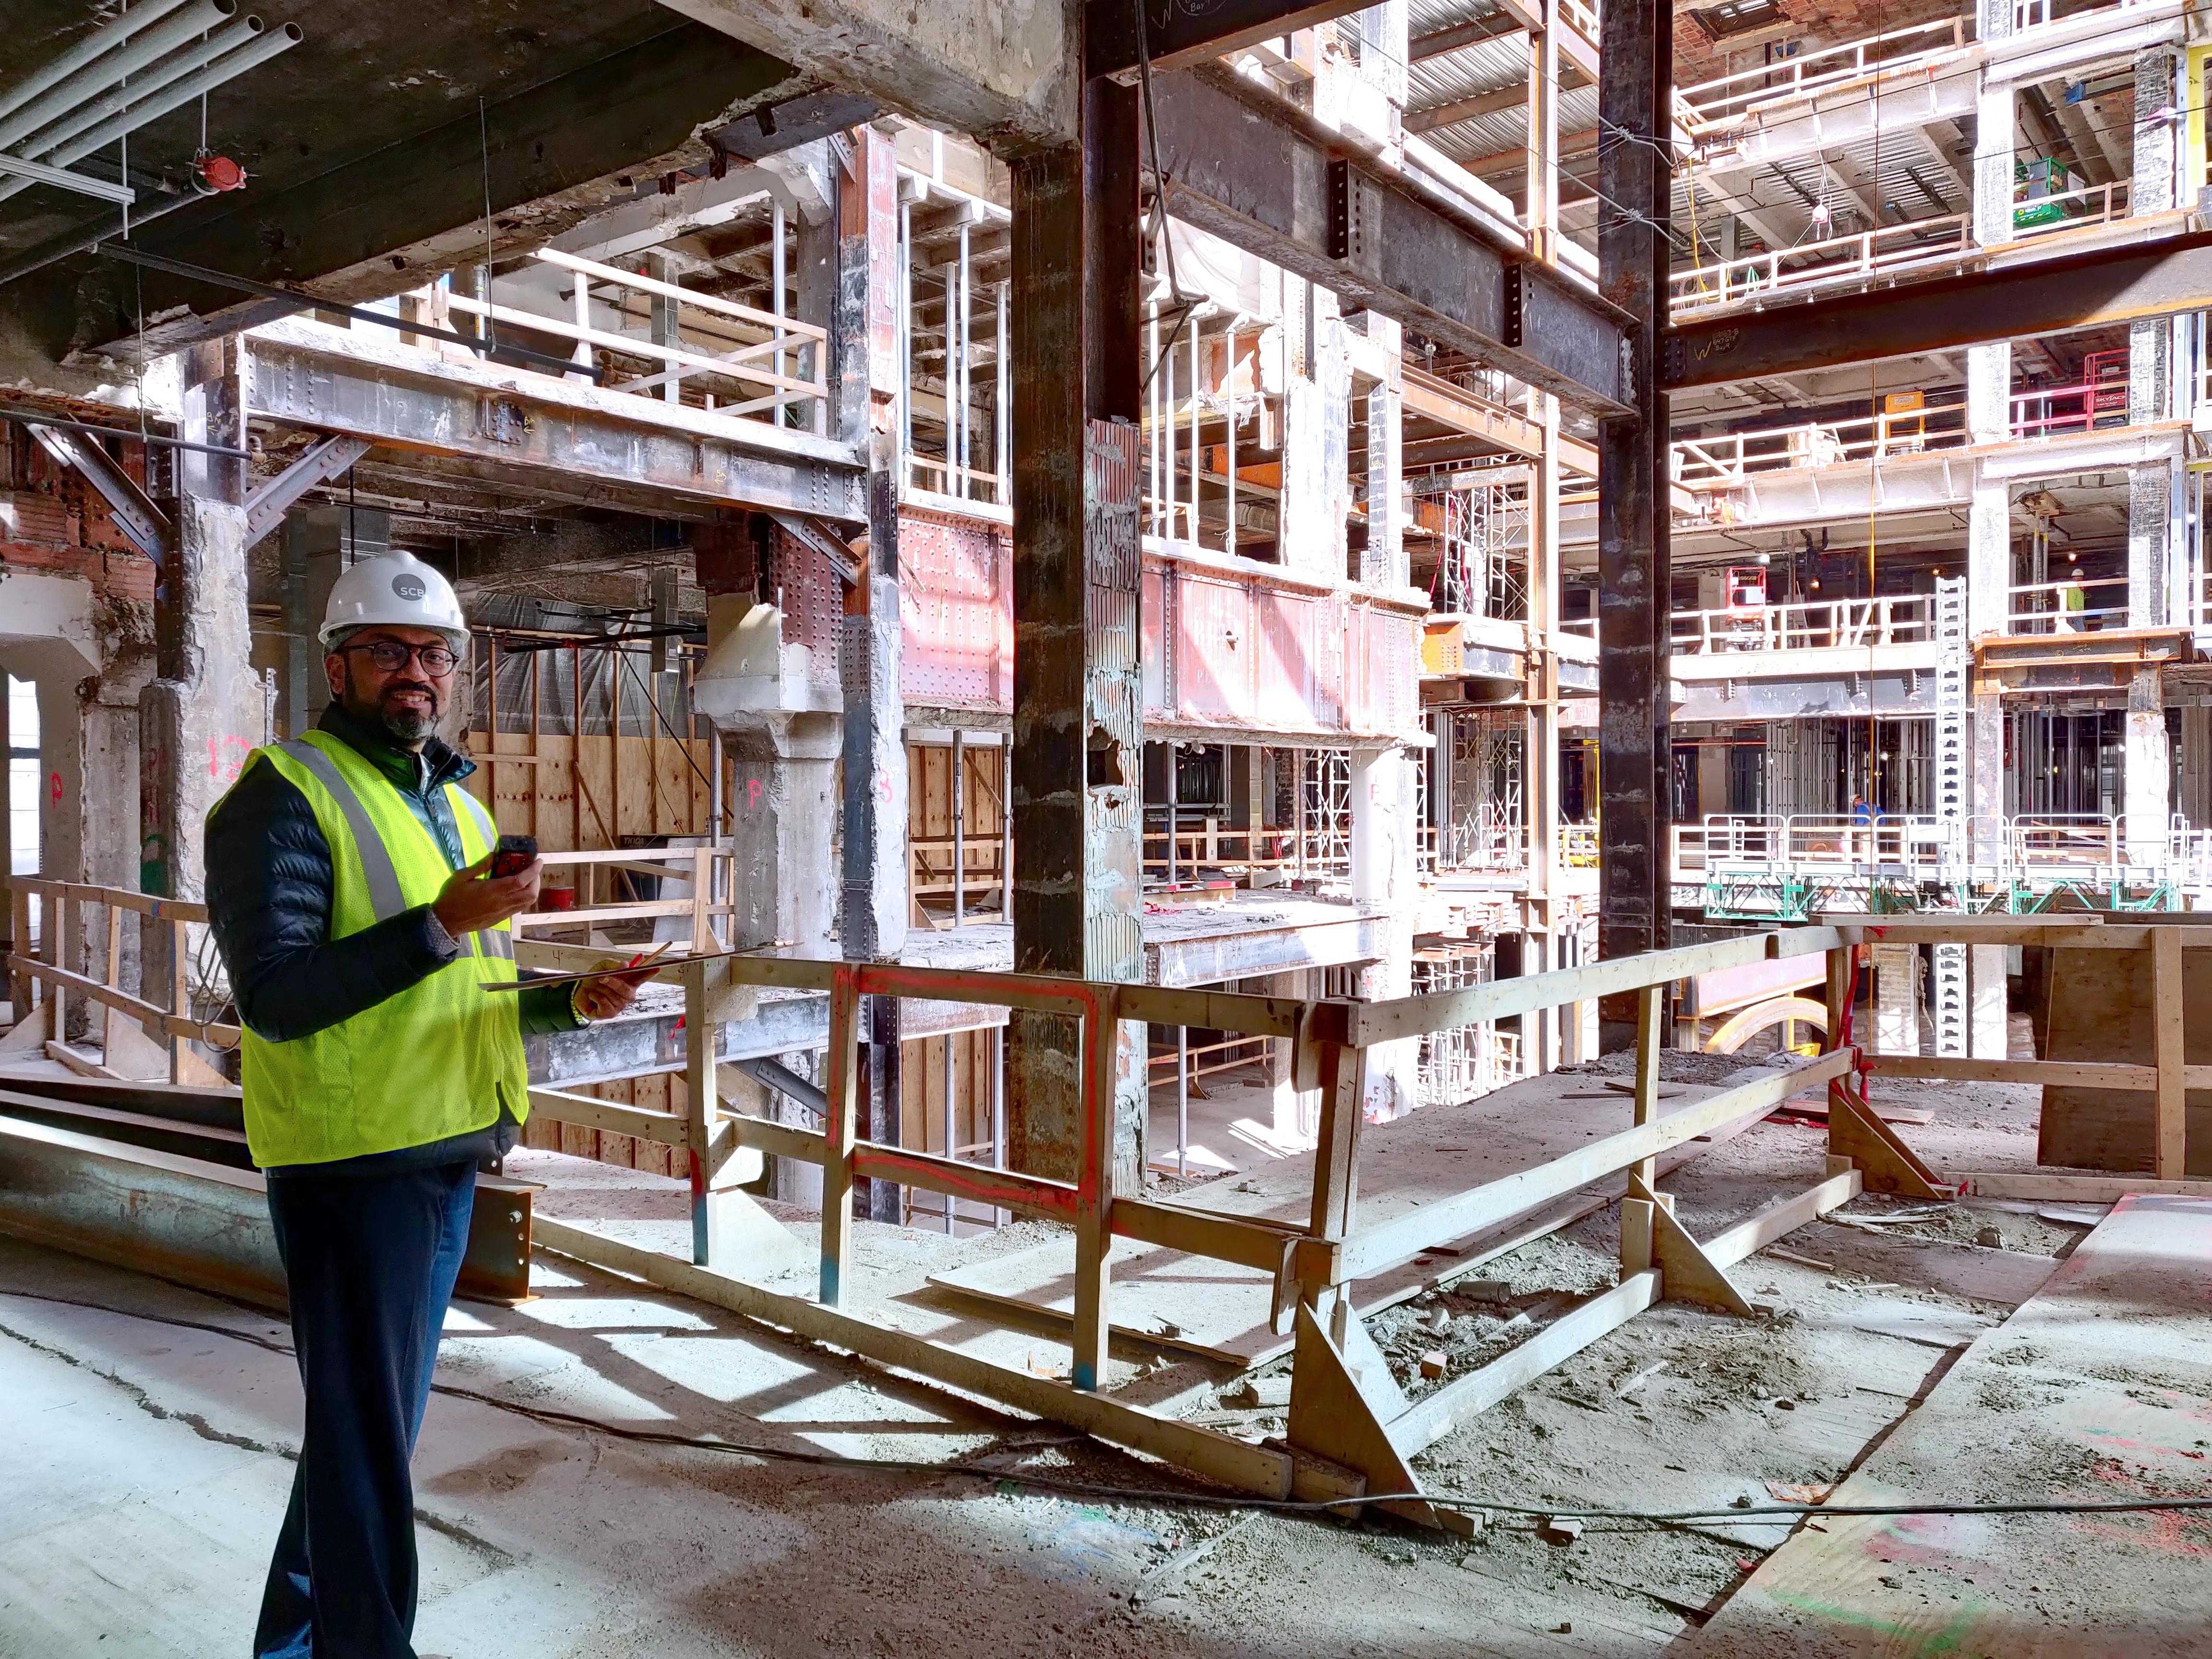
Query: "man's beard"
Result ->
[[346, 674, 441, 742], [381, 698, 439, 742]]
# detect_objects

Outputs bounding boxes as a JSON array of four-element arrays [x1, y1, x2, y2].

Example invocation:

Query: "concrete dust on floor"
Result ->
[[0, 1016, 2176, 1658]]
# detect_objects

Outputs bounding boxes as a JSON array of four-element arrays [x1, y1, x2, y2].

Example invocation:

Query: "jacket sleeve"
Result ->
[[517, 980, 584, 1036], [204, 755, 460, 1043]]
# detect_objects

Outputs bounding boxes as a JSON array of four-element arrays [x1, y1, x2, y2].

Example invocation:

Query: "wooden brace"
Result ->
[[1828, 1081, 1948, 1200], [1629, 1173, 1755, 1316]]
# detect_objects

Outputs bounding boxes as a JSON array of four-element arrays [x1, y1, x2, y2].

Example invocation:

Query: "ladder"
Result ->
[[1931, 576, 1970, 1057]]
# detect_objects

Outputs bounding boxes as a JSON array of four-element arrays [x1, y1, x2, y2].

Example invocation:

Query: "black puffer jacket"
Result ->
[[205, 702, 577, 1171]]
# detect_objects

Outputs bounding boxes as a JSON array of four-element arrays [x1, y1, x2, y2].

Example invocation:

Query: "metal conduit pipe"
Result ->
[[0, 22, 301, 210], [6, 12, 260, 169], [0, 0, 238, 156], [0, 0, 196, 130]]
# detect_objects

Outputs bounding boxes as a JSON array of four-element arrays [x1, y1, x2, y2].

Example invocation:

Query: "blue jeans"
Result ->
[[255, 1161, 476, 1659]]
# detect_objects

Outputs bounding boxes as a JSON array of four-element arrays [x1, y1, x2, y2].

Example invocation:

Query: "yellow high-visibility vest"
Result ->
[[226, 729, 528, 1167]]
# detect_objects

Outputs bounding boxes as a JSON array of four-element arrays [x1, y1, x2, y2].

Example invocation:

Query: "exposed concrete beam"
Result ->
[[69, 24, 798, 370], [241, 318, 864, 520], [659, 0, 1071, 147], [1085, 0, 1378, 78]]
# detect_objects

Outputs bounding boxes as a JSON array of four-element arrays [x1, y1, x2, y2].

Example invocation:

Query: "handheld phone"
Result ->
[[489, 834, 538, 878]]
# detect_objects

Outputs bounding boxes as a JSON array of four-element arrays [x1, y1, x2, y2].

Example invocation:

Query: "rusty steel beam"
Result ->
[[1663, 229, 2212, 389], [1085, 0, 1375, 78], [1596, 0, 1671, 1050], [241, 319, 865, 521], [0, 1105, 534, 1308], [1146, 66, 1631, 416]]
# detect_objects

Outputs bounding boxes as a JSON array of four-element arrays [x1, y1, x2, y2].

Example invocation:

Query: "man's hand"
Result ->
[[572, 970, 646, 1022], [432, 851, 541, 939]]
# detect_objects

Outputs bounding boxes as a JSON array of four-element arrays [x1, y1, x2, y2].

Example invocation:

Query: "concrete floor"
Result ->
[[0, 1017, 2161, 1657]]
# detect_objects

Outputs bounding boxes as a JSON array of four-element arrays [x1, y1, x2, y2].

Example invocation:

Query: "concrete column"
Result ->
[[1350, 742, 1418, 1118], [2126, 665, 2171, 864], [140, 339, 261, 1024], [1871, 941, 1919, 1055], [280, 505, 388, 737], [1971, 0, 2014, 247], [1278, 299, 1351, 579], [1965, 343, 2013, 863], [728, 714, 842, 953], [832, 128, 909, 1220], [2128, 464, 2174, 629], [1359, 317, 1404, 589], [1268, 967, 1321, 1145], [1970, 944, 2008, 1059]]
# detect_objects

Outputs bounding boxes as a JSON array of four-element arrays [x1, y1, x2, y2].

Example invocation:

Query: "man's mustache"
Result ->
[[381, 681, 439, 699]]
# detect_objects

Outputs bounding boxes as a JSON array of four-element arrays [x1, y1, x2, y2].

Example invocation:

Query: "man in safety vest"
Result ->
[[206, 549, 646, 1659]]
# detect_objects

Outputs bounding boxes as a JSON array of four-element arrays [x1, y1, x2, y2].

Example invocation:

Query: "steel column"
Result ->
[[1595, 0, 1671, 1050], [1007, 71, 1147, 1199]]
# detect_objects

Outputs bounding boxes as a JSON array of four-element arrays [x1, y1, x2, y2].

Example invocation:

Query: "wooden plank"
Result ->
[[531, 1215, 1297, 1500], [853, 1141, 1080, 1220], [1387, 1272, 1659, 1455], [818, 967, 860, 1306], [1338, 1049, 1852, 1279], [1950, 1169, 2212, 1202], [922, 1063, 1784, 1367], [1681, 1195, 2212, 1656], [2156, 926, 2187, 1179], [1070, 988, 1120, 1392], [1704, 1166, 1862, 1267], [1286, 1302, 1437, 1527], [1112, 1196, 1303, 1274], [9, 953, 240, 1045], [1863, 1054, 2157, 1089], [528, 1086, 686, 1145], [2043, 940, 2212, 1176], [1350, 930, 1787, 1043]]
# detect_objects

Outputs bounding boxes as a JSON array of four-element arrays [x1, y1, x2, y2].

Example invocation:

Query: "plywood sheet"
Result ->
[[1685, 1195, 2212, 1657], [925, 1065, 1781, 1367], [2041, 945, 2212, 1175]]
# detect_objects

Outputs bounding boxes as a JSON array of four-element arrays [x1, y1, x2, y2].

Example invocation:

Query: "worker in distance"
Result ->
[[206, 549, 652, 1659]]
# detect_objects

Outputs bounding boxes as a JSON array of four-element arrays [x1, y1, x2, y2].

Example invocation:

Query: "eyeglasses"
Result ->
[[345, 640, 458, 675]]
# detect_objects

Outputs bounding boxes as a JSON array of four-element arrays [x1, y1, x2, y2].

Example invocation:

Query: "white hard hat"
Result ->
[[318, 550, 468, 648]]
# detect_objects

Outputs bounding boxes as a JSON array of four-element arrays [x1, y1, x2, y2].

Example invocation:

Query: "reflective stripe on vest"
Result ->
[[447, 786, 515, 961], [224, 729, 528, 1168], [275, 738, 407, 921]]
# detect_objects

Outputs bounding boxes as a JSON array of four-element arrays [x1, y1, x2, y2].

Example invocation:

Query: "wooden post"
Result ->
[[8, 886, 30, 1023], [1824, 943, 1852, 1114], [685, 959, 720, 1266], [1621, 981, 1664, 1275], [692, 844, 713, 954], [50, 888, 71, 1039], [819, 964, 862, 1305], [1071, 984, 1123, 1391], [168, 915, 189, 1084], [1304, 1034, 1368, 1343], [2154, 924, 2187, 1179]]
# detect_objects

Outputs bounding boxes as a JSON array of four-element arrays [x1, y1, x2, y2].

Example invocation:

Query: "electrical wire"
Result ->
[[10, 1286, 2212, 1531]]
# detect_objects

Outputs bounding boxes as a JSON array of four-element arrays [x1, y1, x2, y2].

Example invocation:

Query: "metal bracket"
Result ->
[[1501, 263, 1527, 350], [243, 433, 373, 544], [24, 421, 169, 563], [768, 510, 860, 587]]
